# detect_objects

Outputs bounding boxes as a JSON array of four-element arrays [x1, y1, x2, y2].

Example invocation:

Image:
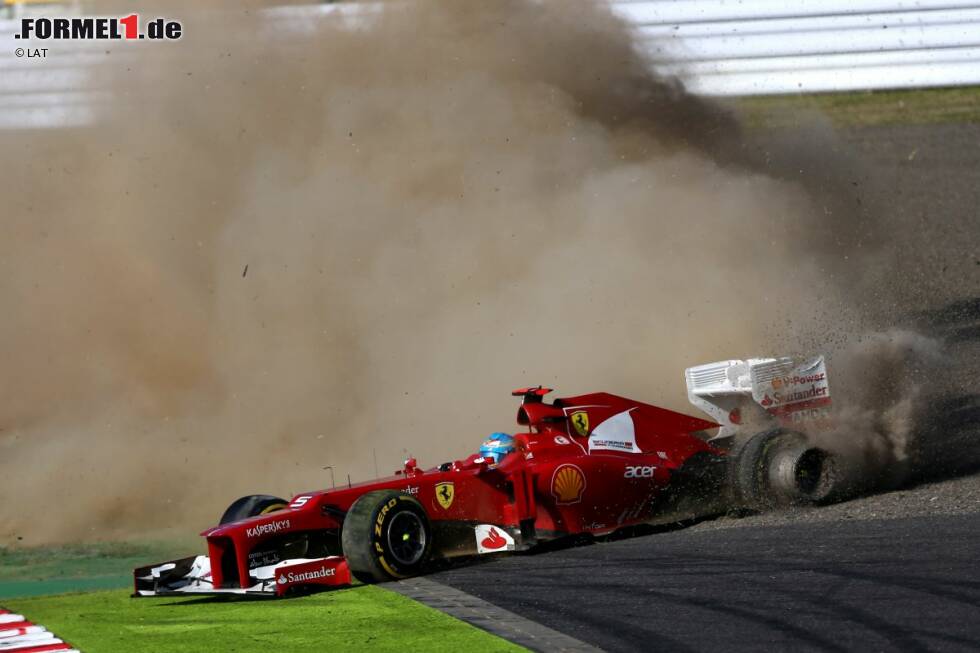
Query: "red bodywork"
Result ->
[[194, 389, 720, 592]]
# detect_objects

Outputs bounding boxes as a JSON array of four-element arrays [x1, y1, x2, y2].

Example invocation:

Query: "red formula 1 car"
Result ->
[[135, 356, 841, 597]]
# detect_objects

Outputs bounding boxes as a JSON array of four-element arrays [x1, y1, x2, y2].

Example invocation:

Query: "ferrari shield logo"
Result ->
[[435, 482, 455, 509], [569, 410, 590, 436]]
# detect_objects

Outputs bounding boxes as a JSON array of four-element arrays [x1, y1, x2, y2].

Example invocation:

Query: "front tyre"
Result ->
[[341, 490, 432, 583], [219, 494, 288, 525]]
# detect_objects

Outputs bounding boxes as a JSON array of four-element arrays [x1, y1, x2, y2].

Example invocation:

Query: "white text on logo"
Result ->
[[290, 496, 312, 509], [281, 566, 336, 584], [246, 519, 290, 538], [624, 466, 656, 479]]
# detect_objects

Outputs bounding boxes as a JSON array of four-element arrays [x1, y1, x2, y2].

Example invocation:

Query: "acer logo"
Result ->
[[624, 465, 656, 479]]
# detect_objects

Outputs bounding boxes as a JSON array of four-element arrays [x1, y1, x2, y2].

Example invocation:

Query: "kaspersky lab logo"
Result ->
[[14, 14, 182, 41]]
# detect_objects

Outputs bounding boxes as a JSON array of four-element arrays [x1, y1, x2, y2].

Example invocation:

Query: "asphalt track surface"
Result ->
[[432, 513, 980, 652]]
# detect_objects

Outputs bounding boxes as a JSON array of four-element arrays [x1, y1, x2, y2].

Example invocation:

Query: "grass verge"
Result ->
[[729, 85, 980, 128], [0, 541, 193, 599], [5, 587, 524, 652]]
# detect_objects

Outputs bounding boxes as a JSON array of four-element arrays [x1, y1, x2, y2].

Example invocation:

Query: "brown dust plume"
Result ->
[[0, 0, 915, 544]]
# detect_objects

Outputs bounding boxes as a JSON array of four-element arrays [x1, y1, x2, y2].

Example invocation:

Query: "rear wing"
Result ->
[[685, 356, 831, 441]]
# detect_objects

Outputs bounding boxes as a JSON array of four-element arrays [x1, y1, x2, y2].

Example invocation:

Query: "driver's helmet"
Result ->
[[479, 432, 516, 462]]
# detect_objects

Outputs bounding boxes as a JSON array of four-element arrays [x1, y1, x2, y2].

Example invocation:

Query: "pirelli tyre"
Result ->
[[219, 494, 289, 525], [732, 428, 841, 510], [342, 490, 432, 583]]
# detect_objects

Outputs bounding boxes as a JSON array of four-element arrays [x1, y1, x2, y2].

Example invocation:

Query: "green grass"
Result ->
[[1, 543, 524, 651], [730, 85, 980, 128], [0, 541, 196, 599], [4, 587, 524, 652]]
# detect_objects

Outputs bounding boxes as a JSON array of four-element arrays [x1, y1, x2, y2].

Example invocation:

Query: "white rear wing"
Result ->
[[685, 355, 831, 441]]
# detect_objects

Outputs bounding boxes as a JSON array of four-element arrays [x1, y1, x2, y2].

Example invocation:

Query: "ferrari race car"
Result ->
[[135, 355, 839, 597]]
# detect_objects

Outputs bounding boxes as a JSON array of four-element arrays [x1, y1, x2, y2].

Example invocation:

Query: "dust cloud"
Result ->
[[813, 330, 946, 491], [0, 0, 922, 544]]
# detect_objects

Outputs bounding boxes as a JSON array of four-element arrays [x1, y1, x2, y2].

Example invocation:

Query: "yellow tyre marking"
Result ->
[[373, 497, 413, 579], [259, 502, 288, 515], [378, 554, 406, 579]]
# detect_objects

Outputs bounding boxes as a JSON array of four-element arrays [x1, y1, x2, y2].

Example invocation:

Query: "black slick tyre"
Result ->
[[341, 490, 432, 584], [219, 494, 289, 525], [732, 428, 840, 510]]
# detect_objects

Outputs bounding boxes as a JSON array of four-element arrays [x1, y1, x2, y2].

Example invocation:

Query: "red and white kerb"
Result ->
[[0, 608, 80, 653]]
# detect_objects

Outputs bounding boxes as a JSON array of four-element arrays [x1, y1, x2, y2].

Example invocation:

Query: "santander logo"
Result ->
[[277, 566, 336, 585], [480, 527, 507, 550]]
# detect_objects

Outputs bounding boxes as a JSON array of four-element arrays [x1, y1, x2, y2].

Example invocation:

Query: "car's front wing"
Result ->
[[133, 554, 351, 597]]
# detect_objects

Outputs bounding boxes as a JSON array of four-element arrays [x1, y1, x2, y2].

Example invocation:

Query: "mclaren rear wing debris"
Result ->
[[685, 355, 831, 441]]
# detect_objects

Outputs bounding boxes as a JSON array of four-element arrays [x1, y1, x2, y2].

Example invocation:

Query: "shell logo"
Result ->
[[551, 464, 586, 505]]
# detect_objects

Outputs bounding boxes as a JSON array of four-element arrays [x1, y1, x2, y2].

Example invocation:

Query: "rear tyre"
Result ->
[[219, 494, 289, 525], [732, 429, 840, 510], [341, 490, 432, 584]]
